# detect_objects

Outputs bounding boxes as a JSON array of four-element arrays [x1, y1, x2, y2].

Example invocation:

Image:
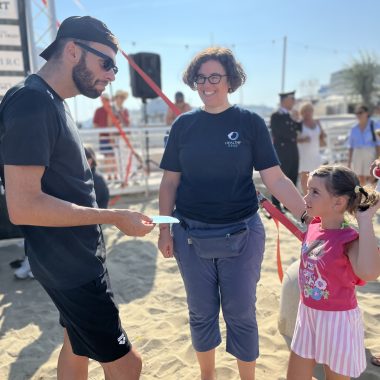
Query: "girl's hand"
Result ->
[[355, 200, 380, 222]]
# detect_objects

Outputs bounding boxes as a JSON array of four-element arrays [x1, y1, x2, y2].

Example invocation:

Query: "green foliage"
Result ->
[[344, 52, 380, 110]]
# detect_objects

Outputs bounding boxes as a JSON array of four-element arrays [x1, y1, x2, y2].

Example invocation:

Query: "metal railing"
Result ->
[[79, 125, 170, 196], [317, 114, 356, 164], [78, 115, 357, 196]]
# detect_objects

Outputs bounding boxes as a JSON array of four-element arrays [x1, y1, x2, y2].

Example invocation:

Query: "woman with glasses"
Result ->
[[158, 47, 308, 380], [348, 105, 380, 185]]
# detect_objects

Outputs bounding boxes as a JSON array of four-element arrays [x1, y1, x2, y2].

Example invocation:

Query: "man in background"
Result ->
[[270, 91, 302, 212], [166, 91, 191, 125], [113, 89, 130, 127]]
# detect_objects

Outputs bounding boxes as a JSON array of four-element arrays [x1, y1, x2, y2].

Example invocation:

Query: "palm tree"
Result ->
[[344, 52, 380, 110]]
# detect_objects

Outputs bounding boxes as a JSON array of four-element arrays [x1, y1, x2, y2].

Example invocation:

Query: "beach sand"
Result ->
[[0, 195, 379, 380]]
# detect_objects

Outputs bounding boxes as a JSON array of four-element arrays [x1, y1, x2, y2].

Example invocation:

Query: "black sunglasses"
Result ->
[[74, 42, 118, 75]]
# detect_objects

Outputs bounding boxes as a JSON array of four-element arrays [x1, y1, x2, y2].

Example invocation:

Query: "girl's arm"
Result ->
[[348, 204, 380, 281]]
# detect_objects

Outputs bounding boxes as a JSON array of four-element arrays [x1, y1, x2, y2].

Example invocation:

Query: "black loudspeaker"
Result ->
[[129, 52, 161, 99]]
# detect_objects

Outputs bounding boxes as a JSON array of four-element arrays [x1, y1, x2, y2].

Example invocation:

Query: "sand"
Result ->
[[0, 195, 379, 380]]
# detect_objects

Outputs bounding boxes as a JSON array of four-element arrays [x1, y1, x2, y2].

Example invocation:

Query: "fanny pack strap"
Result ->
[[179, 219, 189, 230], [178, 219, 193, 245]]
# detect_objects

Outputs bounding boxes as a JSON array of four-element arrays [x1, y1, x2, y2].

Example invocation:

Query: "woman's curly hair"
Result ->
[[182, 47, 246, 93]]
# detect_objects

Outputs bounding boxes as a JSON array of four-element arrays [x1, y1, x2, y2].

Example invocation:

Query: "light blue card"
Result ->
[[150, 215, 180, 224]]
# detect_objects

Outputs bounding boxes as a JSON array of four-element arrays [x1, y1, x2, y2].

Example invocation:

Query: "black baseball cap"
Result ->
[[40, 16, 118, 61]]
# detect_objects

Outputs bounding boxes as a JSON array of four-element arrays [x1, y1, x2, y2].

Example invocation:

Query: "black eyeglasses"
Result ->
[[195, 73, 228, 85], [74, 42, 118, 75], [355, 111, 365, 115]]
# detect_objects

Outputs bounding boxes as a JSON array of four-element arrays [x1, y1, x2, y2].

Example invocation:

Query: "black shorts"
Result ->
[[42, 271, 131, 363]]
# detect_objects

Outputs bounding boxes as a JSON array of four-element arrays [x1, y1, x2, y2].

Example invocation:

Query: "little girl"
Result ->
[[287, 164, 380, 380]]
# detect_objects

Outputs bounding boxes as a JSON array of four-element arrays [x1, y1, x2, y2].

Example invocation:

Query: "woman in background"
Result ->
[[297, 103, 326, 194], [347, 104, 380, 186]]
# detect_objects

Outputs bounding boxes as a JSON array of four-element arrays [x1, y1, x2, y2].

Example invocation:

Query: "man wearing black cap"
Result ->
[[270, 91, 302, 212], [0, 16, 153, 379]]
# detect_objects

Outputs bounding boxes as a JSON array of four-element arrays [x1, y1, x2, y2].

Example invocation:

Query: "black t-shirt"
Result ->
[[92, 168, 110, 209], [0, 74, 106, 289], [160, 105, 279, 223]]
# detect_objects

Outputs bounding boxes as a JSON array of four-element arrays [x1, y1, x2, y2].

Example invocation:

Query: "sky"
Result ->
[[33, 0, 380, 122]]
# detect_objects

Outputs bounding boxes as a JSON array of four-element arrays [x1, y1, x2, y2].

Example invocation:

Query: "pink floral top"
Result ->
[[299, 218, 365, 311]]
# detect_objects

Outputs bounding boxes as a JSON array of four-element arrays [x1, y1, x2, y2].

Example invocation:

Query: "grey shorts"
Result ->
[[172, 212, 265, 362]]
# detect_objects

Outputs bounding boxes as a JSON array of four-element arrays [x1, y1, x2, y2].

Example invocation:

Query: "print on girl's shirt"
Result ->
[[300, 240, 330, 301]]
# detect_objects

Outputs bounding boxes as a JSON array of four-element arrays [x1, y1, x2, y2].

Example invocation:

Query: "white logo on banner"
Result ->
[[0, 0, 25, 98], [0, 51, 23, 71], [0, 0, 18, 20], [0, 25, 21, 45]]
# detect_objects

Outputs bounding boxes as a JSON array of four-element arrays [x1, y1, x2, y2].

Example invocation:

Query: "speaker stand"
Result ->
[[141, 98, 160, 176]]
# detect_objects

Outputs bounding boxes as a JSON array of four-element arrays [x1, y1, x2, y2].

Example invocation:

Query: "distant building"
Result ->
[[309, 69, 376, 116], [243, 104, 274, 119]]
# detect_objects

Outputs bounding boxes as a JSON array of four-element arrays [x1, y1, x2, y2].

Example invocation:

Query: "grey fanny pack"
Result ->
[[179, 219, 249, 259]]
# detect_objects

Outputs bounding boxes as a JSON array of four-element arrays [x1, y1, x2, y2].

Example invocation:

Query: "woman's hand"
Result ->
[[297, 135, 311, 143], [158, 227, 174, 258]]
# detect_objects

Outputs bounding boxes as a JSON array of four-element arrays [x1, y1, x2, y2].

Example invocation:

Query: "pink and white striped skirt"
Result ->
[[291, 302, 366, 378]]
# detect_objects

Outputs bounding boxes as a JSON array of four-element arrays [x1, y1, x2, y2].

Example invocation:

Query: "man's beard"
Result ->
[[72, 55, 104, 99]]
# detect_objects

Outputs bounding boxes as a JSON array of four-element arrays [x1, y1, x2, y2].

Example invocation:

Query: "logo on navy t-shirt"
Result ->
[[225, 131, 241, 148]]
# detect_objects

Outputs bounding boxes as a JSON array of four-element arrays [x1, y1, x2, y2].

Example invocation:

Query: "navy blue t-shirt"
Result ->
[[160, 106, 279, 223], [0, 75, 106, 289]]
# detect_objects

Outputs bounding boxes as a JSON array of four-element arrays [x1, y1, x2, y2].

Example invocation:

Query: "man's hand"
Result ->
[[114, 210, 154, 236]]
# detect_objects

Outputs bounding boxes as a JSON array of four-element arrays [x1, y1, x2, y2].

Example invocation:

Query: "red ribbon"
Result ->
[[120, 48, 181, 117], [257, 191, 305, 282]]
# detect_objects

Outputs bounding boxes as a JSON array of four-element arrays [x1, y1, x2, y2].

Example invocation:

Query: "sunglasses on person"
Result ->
[[74, 41, 118, 75], [355, 110, 366, 115], [195, 73, 228, 85]]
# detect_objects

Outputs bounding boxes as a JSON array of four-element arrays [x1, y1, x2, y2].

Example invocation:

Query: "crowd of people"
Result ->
[[0, 14, 379, 380]]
